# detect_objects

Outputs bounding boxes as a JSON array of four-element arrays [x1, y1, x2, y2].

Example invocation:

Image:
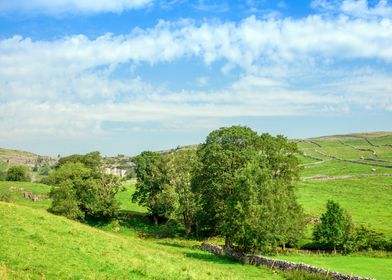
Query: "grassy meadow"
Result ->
[[0, 132, 392, 279]]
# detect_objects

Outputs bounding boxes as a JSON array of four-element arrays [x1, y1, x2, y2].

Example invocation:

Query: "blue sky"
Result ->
[[0, 0, 391, 156]]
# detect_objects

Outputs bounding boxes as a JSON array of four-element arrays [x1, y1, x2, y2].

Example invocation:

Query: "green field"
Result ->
[[278, 254, 392, 280], [0, 202, 284, 280], [295, 133, 392, 238], [0, 132, 392, 279]]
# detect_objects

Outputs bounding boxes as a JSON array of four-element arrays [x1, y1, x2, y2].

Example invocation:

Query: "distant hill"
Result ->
[[0, 148, 57, 168]]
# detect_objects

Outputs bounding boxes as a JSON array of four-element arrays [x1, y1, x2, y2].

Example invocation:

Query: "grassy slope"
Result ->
[[1, 132, 392, 279], [0, 202, 283, 280]]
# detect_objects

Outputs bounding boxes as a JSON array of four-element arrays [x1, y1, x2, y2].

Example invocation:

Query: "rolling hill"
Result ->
[[0, 132, 392, 279]]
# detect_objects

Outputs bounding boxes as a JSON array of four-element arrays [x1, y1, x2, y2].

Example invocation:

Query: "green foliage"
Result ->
[[125, 168, 136, 179], [48, 153, 121, 221], [192, 125, 262, 236], [6, 165, 31, 182], [193, 126, 304, 252], [38, 164, 51, 176], [56, 151, 101, 171], [313, 201, 354, 251], [166, 149, 199, 235], [132, 151, 175, 224], [0, 190, 14, 202], [0, 161, 7, 181], [223, 135, 304, 252], [353, 225, 391, 251]]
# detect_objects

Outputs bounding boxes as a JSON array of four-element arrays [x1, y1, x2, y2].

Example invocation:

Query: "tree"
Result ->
[[192, 126, 304, 251], [48, 153, 121, 221], [6, 165, 31, 182], [192, 126, 262, 237], [223, 135, 304, 252], [313, 200, 354, 252], [56, 151, 101, 172], [132, 151, 174, 224], [166, 149, 199, 235]]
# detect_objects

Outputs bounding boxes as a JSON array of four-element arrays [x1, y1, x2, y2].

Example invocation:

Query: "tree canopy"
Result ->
[[6, 165, 31, 182], [131, 126, 305, 251], [48, 152, 121, 221], [313, 200, 354, 251]]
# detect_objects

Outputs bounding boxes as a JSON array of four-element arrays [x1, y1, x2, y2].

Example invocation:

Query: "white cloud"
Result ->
[[0, 0, 152, 15], [312, 0, 392, 18], [0, 14, 392, 141]]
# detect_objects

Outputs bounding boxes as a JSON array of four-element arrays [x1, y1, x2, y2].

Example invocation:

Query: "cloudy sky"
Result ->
[[0, 0, 391, 156]]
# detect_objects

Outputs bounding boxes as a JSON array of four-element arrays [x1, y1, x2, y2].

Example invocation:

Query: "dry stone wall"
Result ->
[[201, 243, 374, 280]]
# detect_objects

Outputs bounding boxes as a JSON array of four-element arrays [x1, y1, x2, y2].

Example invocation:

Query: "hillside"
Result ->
[[293, 132, 392, 237], [0, 132, 391, 279], [0, 201, 283, 280], [0, 148, 57, 168]]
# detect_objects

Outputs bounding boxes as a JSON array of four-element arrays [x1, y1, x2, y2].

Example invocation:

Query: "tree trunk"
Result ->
[[153, 215, 158, 225], [225, 237, 232, 248], [185, 224, 192, 236]]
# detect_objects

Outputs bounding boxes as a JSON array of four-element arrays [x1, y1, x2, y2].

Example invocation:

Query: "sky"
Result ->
[[0, 0, 391, 156]]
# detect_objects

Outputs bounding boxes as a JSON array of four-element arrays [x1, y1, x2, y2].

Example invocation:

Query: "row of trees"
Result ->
[[132, 126, 305, 252]]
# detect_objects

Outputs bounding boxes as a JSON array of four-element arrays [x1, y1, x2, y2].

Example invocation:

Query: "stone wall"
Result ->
[[201, 242, 374, 280]]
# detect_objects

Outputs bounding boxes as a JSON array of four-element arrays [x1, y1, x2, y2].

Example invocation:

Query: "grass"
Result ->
[[277, 254, 392, 280], [1, 132, 392, 279], [0, 202, 284, 280], [116, 180, 147, 214], [297, 176, 392, 237], [0, 181, 51, 210]]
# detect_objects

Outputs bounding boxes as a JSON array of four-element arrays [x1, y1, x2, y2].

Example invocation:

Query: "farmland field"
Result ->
[[0, 132, 392, 279]]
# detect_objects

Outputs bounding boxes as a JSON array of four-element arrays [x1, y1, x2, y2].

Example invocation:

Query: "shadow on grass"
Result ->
[[117, 215, 184, 238], [185, 252, 236, 265], [156, 241, 189, 249]]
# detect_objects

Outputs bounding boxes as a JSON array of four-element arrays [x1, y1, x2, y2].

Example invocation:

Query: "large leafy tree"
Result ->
[[48, 152, 121, 221], [192, 126, 262, 237], [193, 126, 304, 251], [313, 200, 354, 252], [166, 149, 199, 235], [224, 152, 303, 252], [132, 151, 174, 224]]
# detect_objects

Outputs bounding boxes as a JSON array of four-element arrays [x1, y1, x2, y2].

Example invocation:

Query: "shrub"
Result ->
[[354, 225, 390, 251], [48, 152, 121, 221], [6, 165, 31, 182], [0, 190, 14, 202]]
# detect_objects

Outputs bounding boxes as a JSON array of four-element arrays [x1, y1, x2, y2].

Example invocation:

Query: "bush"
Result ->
[[0, 190, 14, 202], [48, 152, 121, 221], [353, 225, 390, 251], [6, 165, 31, 182]]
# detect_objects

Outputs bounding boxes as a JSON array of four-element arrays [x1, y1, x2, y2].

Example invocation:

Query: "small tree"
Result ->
[[132, 151, 175, 224], [313, 200, 354, 252], [166, 149, 199, 235], [48, 153, 121, 221], [6, 165, 31, 182]]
